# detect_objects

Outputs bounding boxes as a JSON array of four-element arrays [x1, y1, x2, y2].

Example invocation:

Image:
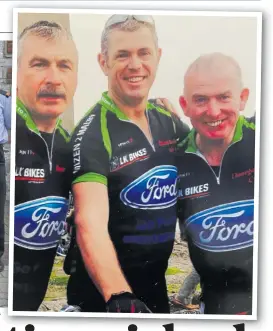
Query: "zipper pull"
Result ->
[[216, 177, 220, 185]]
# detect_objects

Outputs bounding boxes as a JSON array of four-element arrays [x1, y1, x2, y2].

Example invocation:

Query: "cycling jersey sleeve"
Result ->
[[71, 112, 110, 186]]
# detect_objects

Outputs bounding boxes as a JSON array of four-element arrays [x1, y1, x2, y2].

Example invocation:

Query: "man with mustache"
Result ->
[[67, 15, 189, 313], [0, 91, 11, 272], [14, 20, 78, 311], [176, 53, 255, 314]]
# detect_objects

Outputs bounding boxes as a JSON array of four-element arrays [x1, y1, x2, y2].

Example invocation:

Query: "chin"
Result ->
[[41, 107, 64, 118], [206, 132, 229, 140], [124, 93, 145, 106]]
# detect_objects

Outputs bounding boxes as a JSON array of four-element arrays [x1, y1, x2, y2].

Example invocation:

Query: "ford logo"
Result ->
[[15, 196, 68, 250], [120, 165, 178, 209], [185, 200, 254, 252]]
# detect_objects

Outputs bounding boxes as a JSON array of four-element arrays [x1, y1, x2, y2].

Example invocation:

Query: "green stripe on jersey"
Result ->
[[101, 107, 112, 159], [72, 172, 107, 186], [57, 125, 70, 142], [148, 102, 171, 117]]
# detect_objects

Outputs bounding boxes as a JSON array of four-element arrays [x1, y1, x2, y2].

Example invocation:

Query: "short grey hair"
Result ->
[[18, 20, 74, 63], [101, 16, 158, 57]]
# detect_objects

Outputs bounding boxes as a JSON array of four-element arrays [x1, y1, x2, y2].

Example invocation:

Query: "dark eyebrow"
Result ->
[[115, 47, 152, 54], [29, 56, 50, 66], [192, 94, 208, 100], [29, 57, 74, 67], [192, 91, 232, 100], [116, 49, 129, 54], [58, 59, 74, 66]]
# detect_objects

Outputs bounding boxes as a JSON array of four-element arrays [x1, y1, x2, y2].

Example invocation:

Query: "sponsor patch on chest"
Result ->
[[110, 148, 149, 171], [15, 167, 45, 183], [185, 200, 254, 252], [15, 196, 68, 250], [178, 183, 210, 199], [120, 165, 178, 209]]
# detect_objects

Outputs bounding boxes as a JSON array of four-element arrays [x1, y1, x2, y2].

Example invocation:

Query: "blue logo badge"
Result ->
[[15, 196, 68, 250], [120, 165, 178, 209], [185, 200, 254, 252]]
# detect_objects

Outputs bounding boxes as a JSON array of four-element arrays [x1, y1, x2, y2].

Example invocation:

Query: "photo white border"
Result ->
[[8, 7, 262, 321], [0, 33, 12, 41]]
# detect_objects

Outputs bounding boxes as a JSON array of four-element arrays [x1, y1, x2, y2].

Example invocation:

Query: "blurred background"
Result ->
[[0, 40, 12, 93]]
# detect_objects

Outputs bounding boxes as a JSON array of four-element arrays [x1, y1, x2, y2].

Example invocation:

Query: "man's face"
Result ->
[[180, 68, 249, 141], [17, 35, 78, 120], [99, 26, 161, 105]]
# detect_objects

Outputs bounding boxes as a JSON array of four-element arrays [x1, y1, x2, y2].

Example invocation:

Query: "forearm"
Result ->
[[75, 213, 132, 301]]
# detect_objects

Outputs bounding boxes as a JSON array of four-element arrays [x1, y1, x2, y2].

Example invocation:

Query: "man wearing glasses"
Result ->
[[68, 15, 189, 313]]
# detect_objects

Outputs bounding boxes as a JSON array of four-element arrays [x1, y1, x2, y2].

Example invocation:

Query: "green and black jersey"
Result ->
[[71, 91, 189, 269], [177, 115, 256, 314], [14, 99, 71, 310]]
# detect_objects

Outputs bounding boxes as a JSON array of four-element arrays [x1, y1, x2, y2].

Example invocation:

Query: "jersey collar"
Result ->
[[16, 98, 64, 136], [99, 91, 153, 120], [182, 115, 246, 153], [99, 92, 129, 120]]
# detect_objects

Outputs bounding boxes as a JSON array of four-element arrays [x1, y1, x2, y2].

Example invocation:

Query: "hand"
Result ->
[[154, 97, 181, 118], [106, 291, 152, 313]]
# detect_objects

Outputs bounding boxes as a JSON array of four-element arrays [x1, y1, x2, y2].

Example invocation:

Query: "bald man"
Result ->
[[176, 53, 255, 315]]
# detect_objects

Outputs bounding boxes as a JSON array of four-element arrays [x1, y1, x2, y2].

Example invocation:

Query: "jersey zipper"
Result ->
[[29, 126, 57, 173], [145, 109, 155, 151], [119, 110, 155, 152], [186, 139, 242, 185], [186, 150, 220, 184]]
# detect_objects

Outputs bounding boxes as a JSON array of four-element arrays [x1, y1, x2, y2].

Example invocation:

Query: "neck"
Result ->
[[196, 131, 234, 166], [33, 116, 58, 133], [108, 89, 147, 121]]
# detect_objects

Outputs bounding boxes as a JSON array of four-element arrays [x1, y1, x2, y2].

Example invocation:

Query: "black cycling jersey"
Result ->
[[176, 115, 255, 315], [14, 99, 71, 311], [68, 92, 189, 312]]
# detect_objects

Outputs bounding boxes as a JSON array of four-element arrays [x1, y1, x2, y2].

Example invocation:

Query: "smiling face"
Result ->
[[180, 58, 249, 142], [98, 26, 161, 106], [17, 34, 78, 121]]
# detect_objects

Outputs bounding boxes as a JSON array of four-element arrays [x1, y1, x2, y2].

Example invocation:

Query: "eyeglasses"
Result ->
[[104, 14, 155, 29]]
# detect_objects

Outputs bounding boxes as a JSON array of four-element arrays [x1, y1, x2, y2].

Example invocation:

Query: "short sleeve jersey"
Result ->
[[71, 92, 189, 269]]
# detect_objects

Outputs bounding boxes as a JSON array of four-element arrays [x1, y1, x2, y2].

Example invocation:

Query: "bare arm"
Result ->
[[73, 181, 132, 302]]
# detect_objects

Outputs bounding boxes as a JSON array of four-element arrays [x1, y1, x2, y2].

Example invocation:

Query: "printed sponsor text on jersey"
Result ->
[[15, 196, 69, 250], [120, 165, 178, 209], [185, 200, 254, 252]]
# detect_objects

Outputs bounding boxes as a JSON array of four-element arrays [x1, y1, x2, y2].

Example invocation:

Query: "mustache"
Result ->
[[37, 88, 66, 100]]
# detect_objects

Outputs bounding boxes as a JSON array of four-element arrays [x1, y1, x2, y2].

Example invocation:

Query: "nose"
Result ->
[[44, 65, 62, 85], [207, 98, 221, 117], [128, 55, 141, 70]]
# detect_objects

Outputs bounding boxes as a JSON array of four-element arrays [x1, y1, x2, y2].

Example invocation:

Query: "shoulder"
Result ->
[[147, 100, 190, 138], [0, 94, 6, 107], [240, 115, 255, 140], [177, 129, 195, 152], [147, 100, 172, 119], [16, 112, 26, 129], [243, 116, 255, 129], [56, 124, 70, 143], [71, 102, 103, 139]]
